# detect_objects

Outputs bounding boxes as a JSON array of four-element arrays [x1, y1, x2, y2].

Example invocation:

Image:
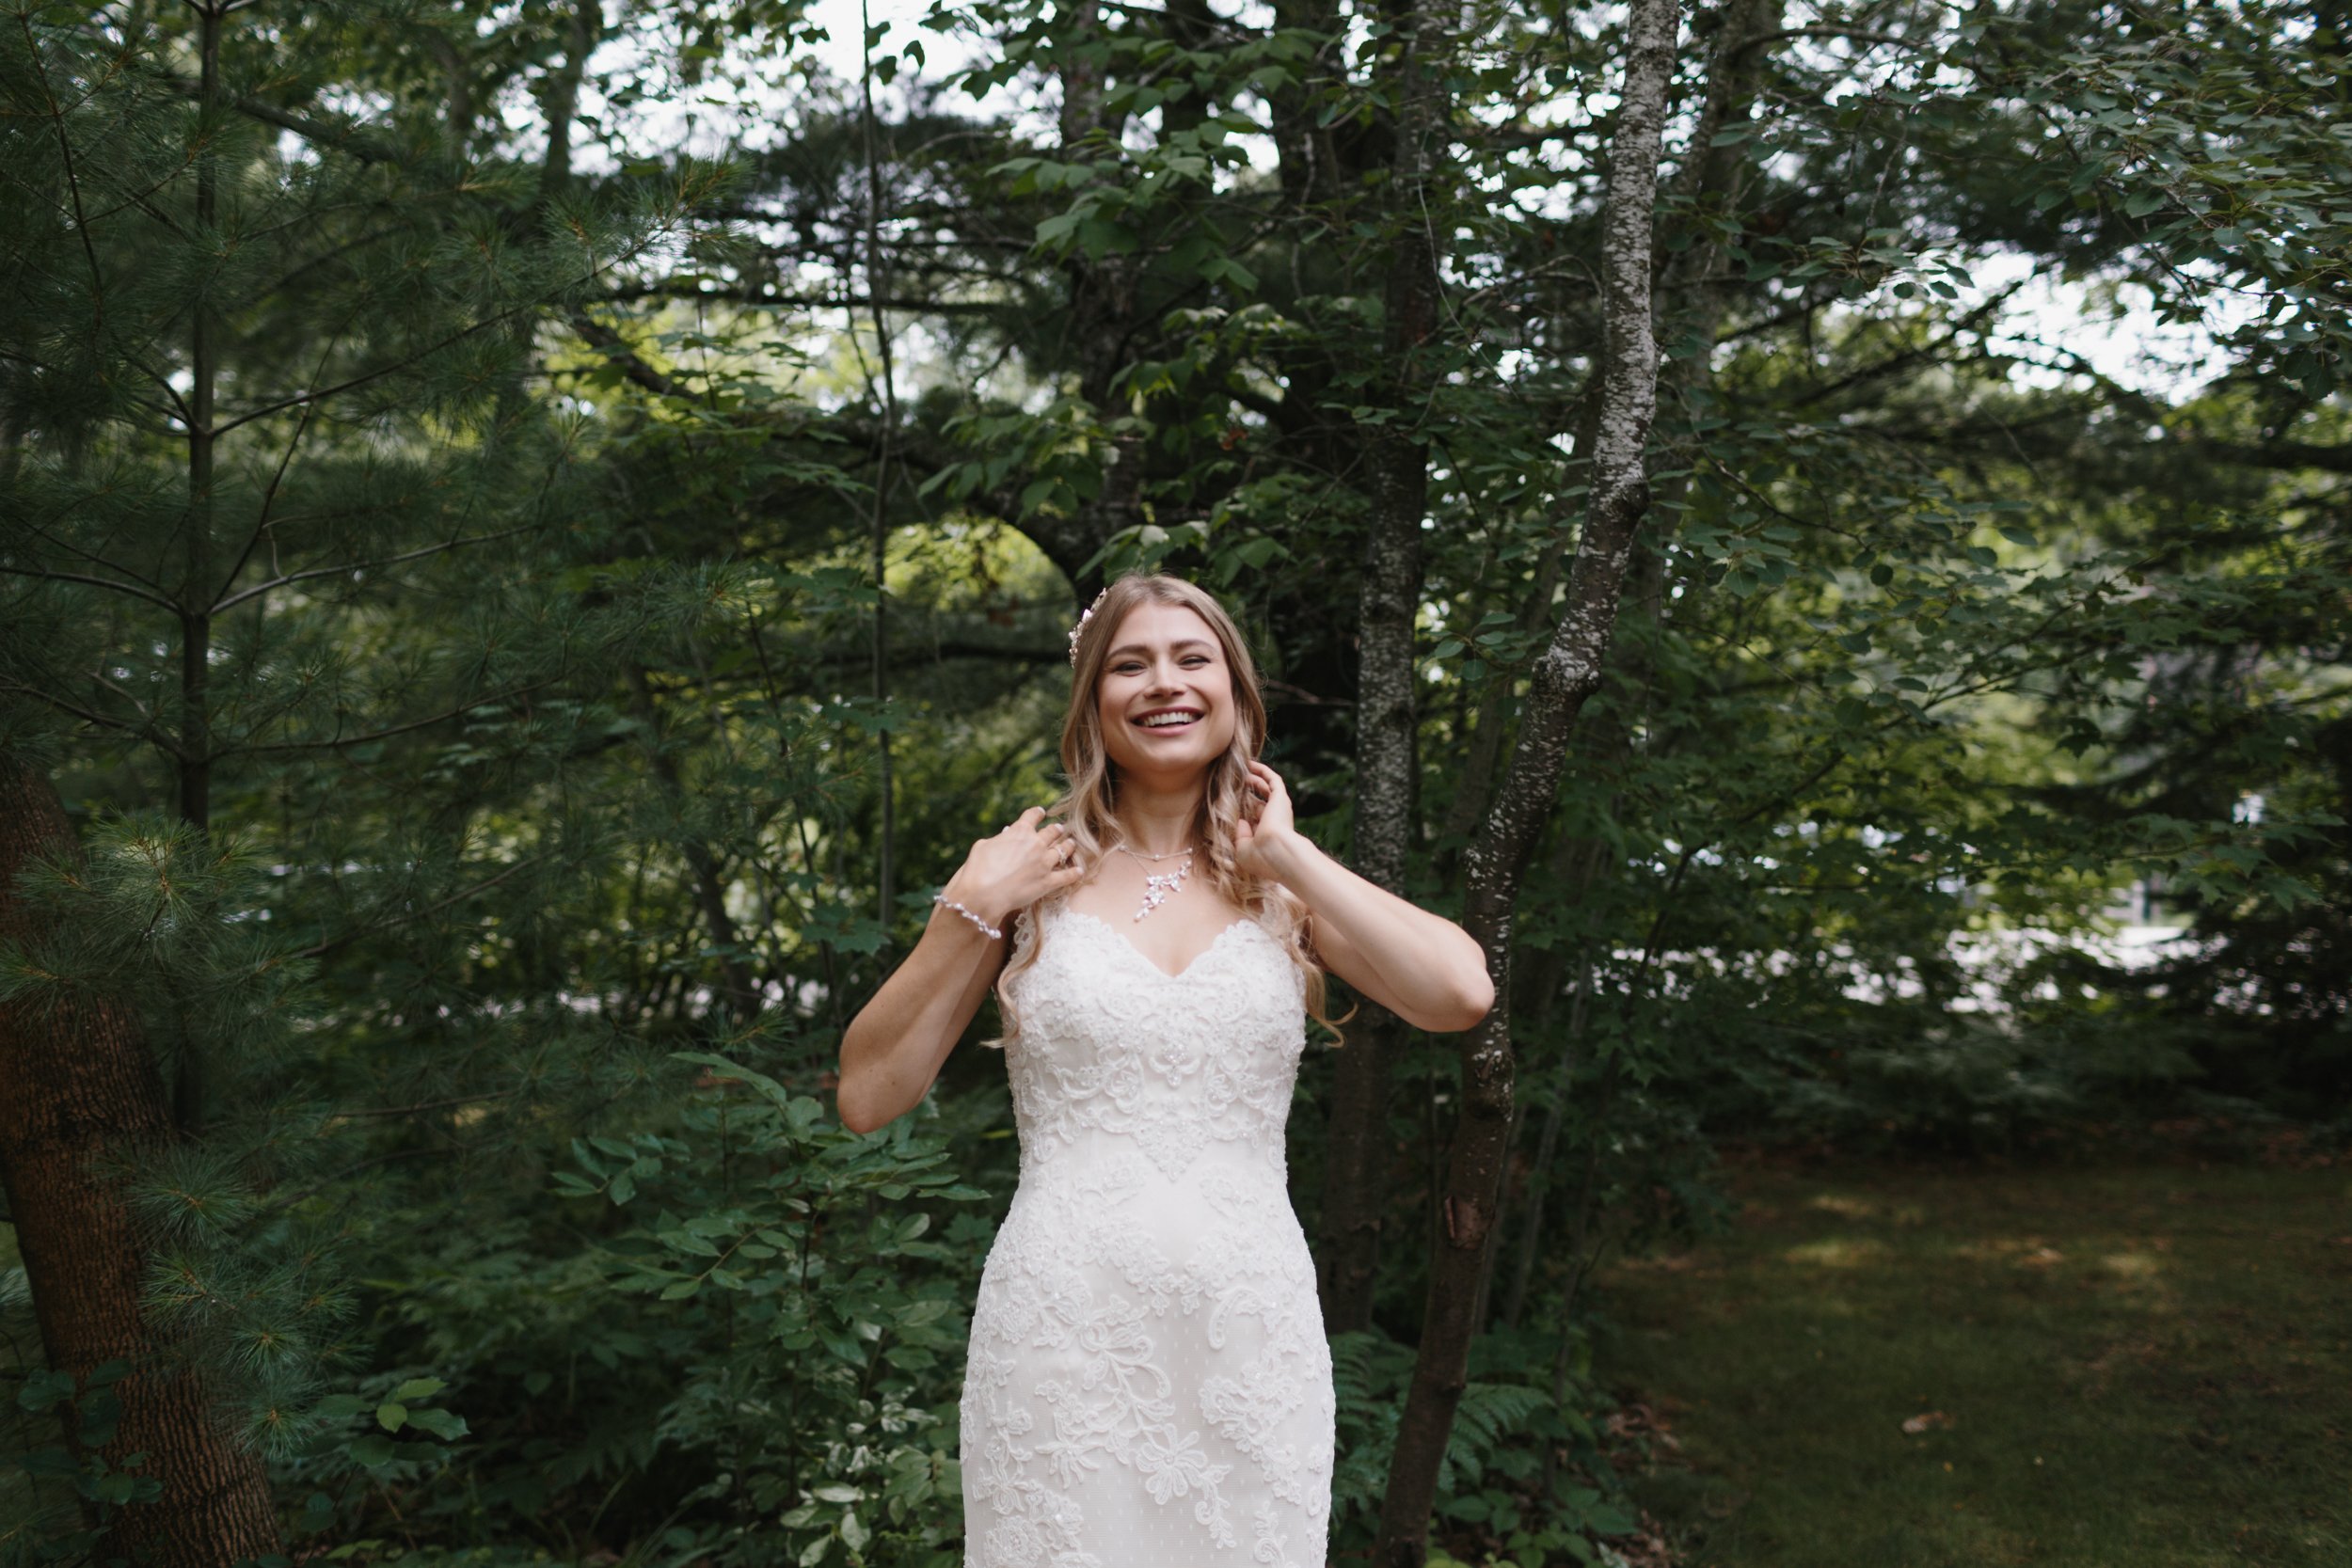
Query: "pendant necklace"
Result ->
[[1115, 842, 1194, 922]]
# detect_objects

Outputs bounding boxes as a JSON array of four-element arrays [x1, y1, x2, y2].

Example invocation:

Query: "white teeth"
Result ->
[[1138, 712, 1198, 728]]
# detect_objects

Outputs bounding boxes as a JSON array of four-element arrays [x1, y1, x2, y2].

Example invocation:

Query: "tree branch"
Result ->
[[297, 854, 551, 958], [221, 677, 563, 756], [0, 564, 183, 615], [150, 68, 401, 164], [0, 682, 187, 755], [211, 523, 543, 614]]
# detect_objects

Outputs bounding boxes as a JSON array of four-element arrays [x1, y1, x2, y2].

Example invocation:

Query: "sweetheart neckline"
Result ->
[[1052, 903, 1259, 982]]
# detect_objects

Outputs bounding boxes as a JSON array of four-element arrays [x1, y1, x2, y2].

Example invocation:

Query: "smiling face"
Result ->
[[1094, 601, 1240, 784]]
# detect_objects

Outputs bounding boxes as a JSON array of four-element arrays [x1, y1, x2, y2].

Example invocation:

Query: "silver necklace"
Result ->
[[1114, 842, 1194, 922]]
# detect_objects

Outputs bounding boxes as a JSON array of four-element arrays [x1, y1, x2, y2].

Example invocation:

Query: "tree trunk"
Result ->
[[1435, 398, 1592, 856], [0, 754, 282, 1565], [1371, 1, 1684, 1560], [172, 0, 226, 1145], [1315, 0, 1444, 1337], [859, 0, 898, 942], [1486, 0, 1787, 1336]]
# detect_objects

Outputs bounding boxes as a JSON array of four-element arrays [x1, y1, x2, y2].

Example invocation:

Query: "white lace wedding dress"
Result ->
[[960, 895, 1335, 1568]]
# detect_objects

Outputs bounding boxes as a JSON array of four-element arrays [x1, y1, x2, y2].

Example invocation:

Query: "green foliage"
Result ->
[[1330, 1326, 1633, 1564], [6, 1357, 151, 1561], [528, 1051, 992, 1566], [1, 0, 2346, 1560]]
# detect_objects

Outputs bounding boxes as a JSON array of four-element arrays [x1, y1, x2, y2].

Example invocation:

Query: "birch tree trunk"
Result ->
[[1371, 1, 1684, 1558], [0, 754, 282, 1564], [1485, 0, 1786, 1342]]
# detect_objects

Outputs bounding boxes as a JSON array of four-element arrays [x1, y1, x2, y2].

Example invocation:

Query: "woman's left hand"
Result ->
[[1234, 759, 1297, 875]]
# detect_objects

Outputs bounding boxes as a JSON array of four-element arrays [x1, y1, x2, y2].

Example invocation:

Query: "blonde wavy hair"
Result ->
[[992, 573, 1344, 1045]]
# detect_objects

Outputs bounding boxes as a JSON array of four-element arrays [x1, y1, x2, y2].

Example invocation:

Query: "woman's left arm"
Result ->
[[1237, 760, 1495, 1033]]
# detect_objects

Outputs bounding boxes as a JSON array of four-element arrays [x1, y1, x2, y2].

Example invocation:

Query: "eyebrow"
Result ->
[[1104, 639, 1215, 659]]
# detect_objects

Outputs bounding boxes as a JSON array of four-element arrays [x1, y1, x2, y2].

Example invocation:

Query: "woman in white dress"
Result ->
[[837, 573, 1494, 1567]]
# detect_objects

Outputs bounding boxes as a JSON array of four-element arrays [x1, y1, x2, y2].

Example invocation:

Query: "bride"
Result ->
[[837, 572, 1493, 1567]]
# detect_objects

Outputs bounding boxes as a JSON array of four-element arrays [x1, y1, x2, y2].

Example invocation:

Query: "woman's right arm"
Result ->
[[835, 807, 1080, 1133]]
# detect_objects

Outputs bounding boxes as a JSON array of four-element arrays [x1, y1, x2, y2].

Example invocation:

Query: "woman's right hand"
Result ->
[[941, 807, 1084, 927]]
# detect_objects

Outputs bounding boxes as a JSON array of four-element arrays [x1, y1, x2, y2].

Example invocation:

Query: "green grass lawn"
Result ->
[[1593, 1157, 2352, 1568]]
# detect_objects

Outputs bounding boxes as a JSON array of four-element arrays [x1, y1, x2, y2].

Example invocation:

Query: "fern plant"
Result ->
[[1328, 1323, 1636, 1562]]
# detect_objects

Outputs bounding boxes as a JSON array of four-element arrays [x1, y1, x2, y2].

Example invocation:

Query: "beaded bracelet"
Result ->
[[932, 892, 1004, 941]]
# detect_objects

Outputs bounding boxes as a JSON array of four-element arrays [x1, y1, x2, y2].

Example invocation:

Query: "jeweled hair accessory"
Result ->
[[1066, 587, 1110, 667]]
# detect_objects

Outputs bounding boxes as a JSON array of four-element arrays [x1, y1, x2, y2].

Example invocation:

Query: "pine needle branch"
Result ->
[[212, 523, 543, 613], [8, 517, 181, 601], [214, 328, 344, 602], [332, 1090, 521, 1119], [297, 853, 551, 958], [212, 298, 556, 438], [249, 1145, 447, 1219], [222, 675, 564, 755], [145, 66, 402, 165], [16, 8, 108, 332], [0, 680, 188, 753], [0, 563, 184, 615]]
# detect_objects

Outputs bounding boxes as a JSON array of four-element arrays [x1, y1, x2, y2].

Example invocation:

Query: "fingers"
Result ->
[[1003, 806, 1064, 840]]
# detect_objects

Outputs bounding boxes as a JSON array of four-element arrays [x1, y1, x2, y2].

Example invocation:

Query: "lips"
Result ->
[[1133, 707, 1202, 730]]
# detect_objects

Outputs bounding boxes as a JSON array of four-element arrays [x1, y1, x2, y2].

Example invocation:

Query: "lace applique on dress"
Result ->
[[959, 898, 1333, 1567]]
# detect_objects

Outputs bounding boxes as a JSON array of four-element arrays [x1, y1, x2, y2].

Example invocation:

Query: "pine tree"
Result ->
[[0, 752, 281, 1561], [0, 0, 704, 1553]]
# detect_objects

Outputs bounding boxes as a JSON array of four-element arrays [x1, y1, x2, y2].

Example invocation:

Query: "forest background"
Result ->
[[1, 0, 2346, 1564]]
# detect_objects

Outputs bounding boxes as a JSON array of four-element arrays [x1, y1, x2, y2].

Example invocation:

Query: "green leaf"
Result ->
[[403, 1406, 469, 1440], [1202, 256, 1258, 292], [17, 1369, 76, 1412]]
